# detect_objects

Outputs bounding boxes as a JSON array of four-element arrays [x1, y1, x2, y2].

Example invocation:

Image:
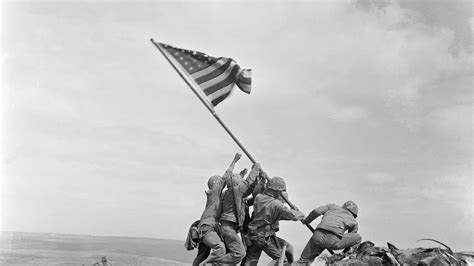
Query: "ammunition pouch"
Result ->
[[246, 223, 277, 249], [198, 224, 222, 242], [248, 224, 276, 236], [248, 232, 268, 248]]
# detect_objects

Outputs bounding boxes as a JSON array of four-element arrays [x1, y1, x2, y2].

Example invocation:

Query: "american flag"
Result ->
[[157, 42, 252, 107]]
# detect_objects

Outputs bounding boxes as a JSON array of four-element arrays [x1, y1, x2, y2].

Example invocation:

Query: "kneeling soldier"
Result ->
[[296, 201, 362, 265]]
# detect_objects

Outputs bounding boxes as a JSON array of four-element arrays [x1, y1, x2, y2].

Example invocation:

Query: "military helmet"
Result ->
[[207, 175, 222, 189], [267, 176, 286, 191], [342, 201, 359, 218]]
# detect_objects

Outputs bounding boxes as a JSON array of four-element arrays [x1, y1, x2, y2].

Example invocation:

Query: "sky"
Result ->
[[1, 0, 472, 255]]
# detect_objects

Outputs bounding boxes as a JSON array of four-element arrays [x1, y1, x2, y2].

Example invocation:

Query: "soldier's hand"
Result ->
[[234, 153, 242, 161], [239, 168, 248, 177], [298, 212, 306, 221], [281, 191, 289, 201], [252, 162, 261, 170]]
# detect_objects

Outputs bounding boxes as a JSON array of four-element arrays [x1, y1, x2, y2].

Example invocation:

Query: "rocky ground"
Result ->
[[0, 231, 194, 265]]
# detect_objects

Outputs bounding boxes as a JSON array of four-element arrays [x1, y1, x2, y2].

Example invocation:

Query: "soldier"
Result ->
[[193, 153, 241, 266], [242, 176, 305, 265], [296, 201, 362, 265], [217, 161, 262, 264]]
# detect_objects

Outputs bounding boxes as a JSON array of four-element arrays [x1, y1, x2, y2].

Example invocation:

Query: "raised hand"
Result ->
[[233, 153, 242, 162], [252, 162, 261, 171]]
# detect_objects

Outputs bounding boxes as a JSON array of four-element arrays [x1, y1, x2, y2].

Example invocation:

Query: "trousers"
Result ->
[[217, 221, 246, 265], [192, 225, 226, 266], [242, 234, 294, 266], [296, 229, 361, 265]]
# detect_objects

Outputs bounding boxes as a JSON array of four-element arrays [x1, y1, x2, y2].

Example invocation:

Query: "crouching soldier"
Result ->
[[193, 153, 241, 266], [296, 201, 362, 265], [242, 176, 305, 266]]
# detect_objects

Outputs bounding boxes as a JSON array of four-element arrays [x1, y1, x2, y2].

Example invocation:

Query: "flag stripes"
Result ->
[[198, 59, 236, 89], [204, 67, 240, 102], [193, 58, 231, 82], [156, 41, 252, 107]]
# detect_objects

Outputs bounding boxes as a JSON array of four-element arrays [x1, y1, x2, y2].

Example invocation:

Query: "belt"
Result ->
[[248, 224, 275, 234], [317, 228, 342, 239]]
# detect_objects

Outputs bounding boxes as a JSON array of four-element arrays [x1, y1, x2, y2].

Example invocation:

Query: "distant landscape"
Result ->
[[0, 231, 195, 265]]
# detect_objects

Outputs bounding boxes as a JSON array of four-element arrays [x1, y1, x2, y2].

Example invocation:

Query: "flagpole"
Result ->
[[150, 39, 257, 164], [151, 39, 326, 242], [150, 39, 214, 114]]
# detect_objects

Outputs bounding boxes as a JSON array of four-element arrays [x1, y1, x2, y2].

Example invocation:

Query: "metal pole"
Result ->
[[151, 39, 257, 164], [150, 39, 214, 114], [150, 39, 324, 242], [212, 113, 256, 164]]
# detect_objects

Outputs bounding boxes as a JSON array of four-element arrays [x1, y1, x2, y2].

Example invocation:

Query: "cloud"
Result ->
[[426, 105, 472, 150], [366, 171, 398, 184], [309, 1, 471, 126], [2, 0, 472, 250]]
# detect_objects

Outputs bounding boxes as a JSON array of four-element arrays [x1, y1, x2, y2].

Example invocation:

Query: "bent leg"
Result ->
[[334, 232, 362, 250], [220, 224, 246, 264], [262, 235, 282, 260], [200, 231, 226, 264], [242, 245, 263, 266], [296, 231, 326, 265], [276, 237, 294, 263], [192, 244, 210, 266]]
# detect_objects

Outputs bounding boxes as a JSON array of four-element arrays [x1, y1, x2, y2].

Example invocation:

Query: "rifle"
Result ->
[[229, 174, 247, 249]]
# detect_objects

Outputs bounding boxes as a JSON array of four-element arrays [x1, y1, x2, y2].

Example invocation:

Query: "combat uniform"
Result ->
[[296, 203, 362, 265], [243, 192, 305, 265], [218, 164, 260, 264], [192, 174, 228, 266]]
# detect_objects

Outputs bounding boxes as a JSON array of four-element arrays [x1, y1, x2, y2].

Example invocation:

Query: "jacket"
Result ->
[[198, 174, 227, 227], [248, 193, 305, 233], [220, 166, 260, 226], [304, 203, 358, 237]]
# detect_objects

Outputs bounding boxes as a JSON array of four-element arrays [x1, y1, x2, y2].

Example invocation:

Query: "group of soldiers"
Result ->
[[185, 153, 362, 265]]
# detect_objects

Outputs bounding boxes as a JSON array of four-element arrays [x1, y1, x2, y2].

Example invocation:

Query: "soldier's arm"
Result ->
[[348, 221, 359, 233], [239, 163, 261, 196], [279, 204, 305, 221], [251, 178, 266, 197], [302, 204, 337, 224], [222, 153, 242, 184]]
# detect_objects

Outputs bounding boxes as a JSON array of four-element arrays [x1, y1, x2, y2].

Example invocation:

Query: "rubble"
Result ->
[[311, 240, 474, 265]]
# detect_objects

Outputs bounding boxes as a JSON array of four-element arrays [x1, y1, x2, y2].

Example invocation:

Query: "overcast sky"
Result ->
[[1, 0, 472, 254]]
